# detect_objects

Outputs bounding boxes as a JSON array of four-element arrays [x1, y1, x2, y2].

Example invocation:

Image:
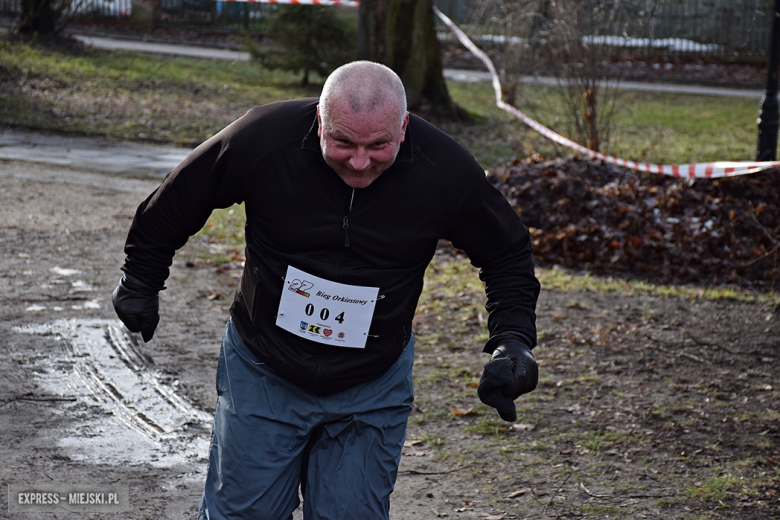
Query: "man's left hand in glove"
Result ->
[[477, 338, 538, 422]]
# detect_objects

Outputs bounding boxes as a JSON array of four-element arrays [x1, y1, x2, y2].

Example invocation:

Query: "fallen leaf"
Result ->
[[451, 407, 475, 416], [507, 488, 531, 498], [402, 449, 428, 457]]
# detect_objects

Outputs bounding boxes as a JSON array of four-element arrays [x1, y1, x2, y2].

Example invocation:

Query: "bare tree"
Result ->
[[546, 0, 625, 153]]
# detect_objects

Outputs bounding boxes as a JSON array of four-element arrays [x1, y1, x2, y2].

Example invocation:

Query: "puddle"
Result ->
[[70, 280, 94, 292], [50, 266, 82, 277], [72, 299, 101, 310], [15, 319, 213, 469], [0, 128, 190, 178], [26, 299, 102, 312]]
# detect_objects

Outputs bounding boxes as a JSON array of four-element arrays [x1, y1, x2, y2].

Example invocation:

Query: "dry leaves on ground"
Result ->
[[488, 156, 780, 291]]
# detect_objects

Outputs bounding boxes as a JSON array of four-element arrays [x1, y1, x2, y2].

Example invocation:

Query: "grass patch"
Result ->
[[421, 255, 780, 311], [446, 80, 758, 168], [578, 503, 629, 517], [537, 265, 780, 305], [571, 429, 648, 455], [0, 39, 320, 146], [610, 92, 757, 165], [464, 416, 511, 436], [196, 204, 246, 251], [683, 474, 755, 502], [184, 204, 248, 264]]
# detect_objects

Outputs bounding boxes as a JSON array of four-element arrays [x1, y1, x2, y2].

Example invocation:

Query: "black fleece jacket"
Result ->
[[122, 98, 540, 395]]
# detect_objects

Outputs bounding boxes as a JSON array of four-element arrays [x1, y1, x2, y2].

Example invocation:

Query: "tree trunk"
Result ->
[[17, 0, 56, 34], [358, 0, 465, 120]]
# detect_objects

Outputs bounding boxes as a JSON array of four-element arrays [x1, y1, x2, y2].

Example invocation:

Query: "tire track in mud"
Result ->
[[14, 319, 213, 468]]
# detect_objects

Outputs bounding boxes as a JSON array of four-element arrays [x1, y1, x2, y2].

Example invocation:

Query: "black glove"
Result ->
[[478, 339, 538, 422], [112, 275, 162, 342]]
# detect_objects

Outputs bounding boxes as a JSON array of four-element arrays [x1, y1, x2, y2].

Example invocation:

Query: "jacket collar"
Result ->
[[301, 111, 415, 168]]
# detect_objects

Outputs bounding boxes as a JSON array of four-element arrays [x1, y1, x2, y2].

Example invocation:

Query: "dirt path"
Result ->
[[1, 150, 779, 518], [0, 161, 217, 518]]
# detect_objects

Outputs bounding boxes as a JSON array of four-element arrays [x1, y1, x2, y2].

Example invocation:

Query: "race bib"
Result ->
[[275, 265, 380, 349]]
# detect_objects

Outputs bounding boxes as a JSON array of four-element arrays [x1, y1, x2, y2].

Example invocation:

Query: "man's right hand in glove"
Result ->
[[112, 275, 162, 342]]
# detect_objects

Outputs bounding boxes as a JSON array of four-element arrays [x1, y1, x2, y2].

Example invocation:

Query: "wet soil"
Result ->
[[1, 157, 779, 519]]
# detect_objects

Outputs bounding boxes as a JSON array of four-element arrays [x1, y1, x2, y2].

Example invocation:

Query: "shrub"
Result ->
[[246, 6, 357, 86]]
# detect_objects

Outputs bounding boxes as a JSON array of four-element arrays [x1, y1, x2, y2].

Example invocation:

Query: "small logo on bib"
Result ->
[[323, 329, 333, 337], [289, 279, 314, 298]]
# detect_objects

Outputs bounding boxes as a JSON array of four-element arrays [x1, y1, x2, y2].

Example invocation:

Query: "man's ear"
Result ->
[[399, 112, 410, 143], [316, 105, 323, 138]]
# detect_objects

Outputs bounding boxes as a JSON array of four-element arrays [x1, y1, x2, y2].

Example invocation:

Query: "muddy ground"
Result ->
[[1, 155, 779, 520]]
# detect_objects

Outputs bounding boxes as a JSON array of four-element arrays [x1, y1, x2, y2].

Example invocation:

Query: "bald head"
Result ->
[[317, 61, 410, 189], [319, 61, 407, 132]]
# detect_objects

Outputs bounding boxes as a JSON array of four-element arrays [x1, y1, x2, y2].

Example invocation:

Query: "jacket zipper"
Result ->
[[342, 188, 355, 248], [342, 216, 350, 247], [331, 188, 356, 282]]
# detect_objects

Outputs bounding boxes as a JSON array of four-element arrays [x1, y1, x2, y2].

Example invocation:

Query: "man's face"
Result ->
[[318, 100, 409, 189]]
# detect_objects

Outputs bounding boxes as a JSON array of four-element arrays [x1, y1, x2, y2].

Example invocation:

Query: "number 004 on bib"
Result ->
[[275, 265, 380, 349]]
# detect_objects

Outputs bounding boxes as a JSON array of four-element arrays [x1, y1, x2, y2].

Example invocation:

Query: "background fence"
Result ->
[[157, 0, 277, 27], [577, 0, 771, 59], [73, 0, 131, 18], [0, 0, 19, 16], [0, 0, 277, 28], [434, 0, 772, 60]]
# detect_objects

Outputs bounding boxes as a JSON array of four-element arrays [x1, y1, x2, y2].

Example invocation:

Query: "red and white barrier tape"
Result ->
[[434, 7, 779, 178], [213, 0, 359, 4]]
